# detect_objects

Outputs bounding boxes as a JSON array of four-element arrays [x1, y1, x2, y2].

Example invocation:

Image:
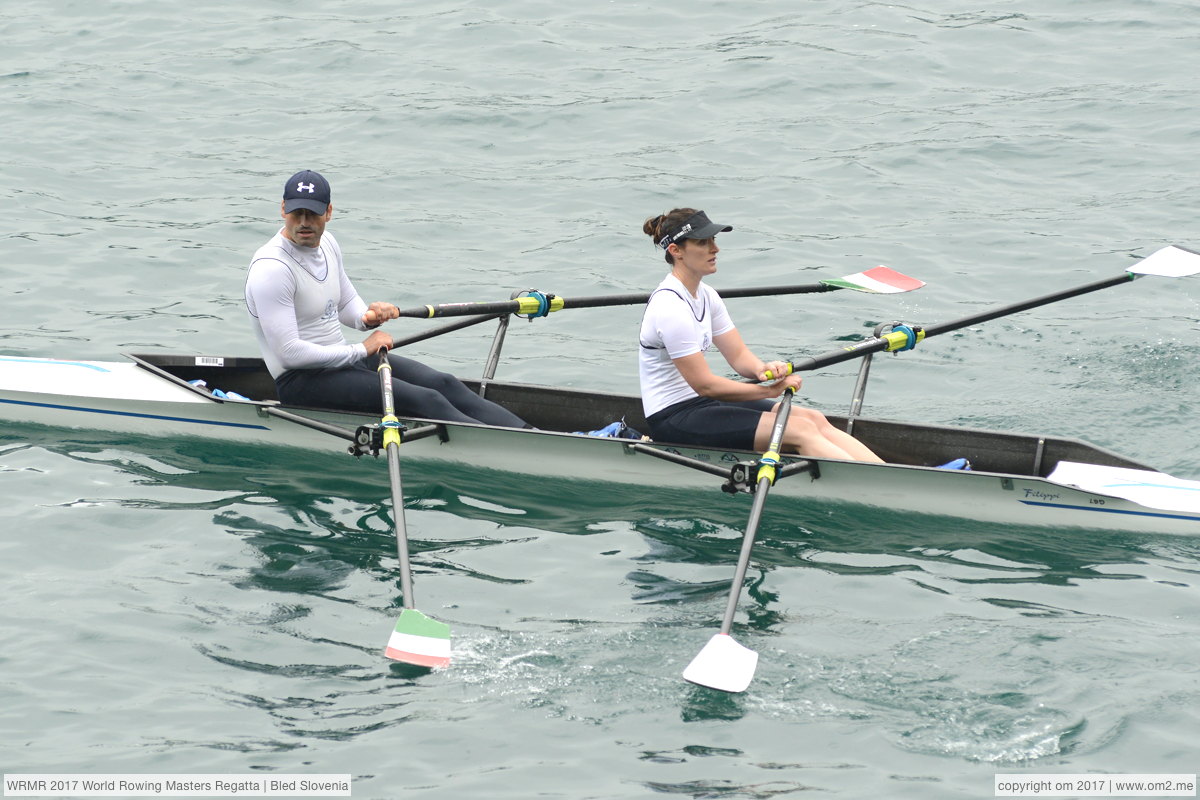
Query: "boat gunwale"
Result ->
[[119, 351, 1157, 478]]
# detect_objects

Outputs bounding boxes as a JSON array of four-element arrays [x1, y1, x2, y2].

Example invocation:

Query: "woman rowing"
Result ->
[[638, 208, 884, 462]]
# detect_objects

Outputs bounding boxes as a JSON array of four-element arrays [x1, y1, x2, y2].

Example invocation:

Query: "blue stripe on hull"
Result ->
[[0, 397, 271, 431], [0, 357, 111, 372], [1020, 499, 1197, 522]]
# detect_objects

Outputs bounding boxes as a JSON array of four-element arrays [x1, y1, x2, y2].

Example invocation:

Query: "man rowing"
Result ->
[[244, 170, 529, 427]]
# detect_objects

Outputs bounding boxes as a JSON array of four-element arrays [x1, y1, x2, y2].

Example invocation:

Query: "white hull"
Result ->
[[1, 354, 1198, 535]]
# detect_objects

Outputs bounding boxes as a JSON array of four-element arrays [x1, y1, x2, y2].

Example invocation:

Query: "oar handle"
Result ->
[[377, 347, 397, 417], [762, 363, 794, 381]]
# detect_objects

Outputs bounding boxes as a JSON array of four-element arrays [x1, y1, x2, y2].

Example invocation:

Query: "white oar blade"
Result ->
[[820, 265, 925, 294], [1047, 461, 1200, 514], [384, 609, 451, 668], [682, 633, 759, 693], [1130, 245, 1200, 277]]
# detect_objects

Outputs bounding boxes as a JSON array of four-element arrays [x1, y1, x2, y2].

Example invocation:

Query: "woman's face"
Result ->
[[673, 236, 720, 277]]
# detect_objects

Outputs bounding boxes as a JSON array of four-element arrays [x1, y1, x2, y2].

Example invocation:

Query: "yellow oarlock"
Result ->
[[381, 414, 402, 448], [515, 294, 566, 316], [757, 450, 781, 486], [882, 325, 925, 352]]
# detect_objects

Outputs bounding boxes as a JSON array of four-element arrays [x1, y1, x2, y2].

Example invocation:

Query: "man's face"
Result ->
[[280, 203, 332, 247]]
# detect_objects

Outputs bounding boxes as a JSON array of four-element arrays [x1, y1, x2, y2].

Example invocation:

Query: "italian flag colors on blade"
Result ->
[[820, 265, 926, 294], [385, 609, 451, 668]]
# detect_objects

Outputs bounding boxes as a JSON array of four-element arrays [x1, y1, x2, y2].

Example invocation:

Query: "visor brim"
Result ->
[[680, 221, 732, 240], [283, 199, 329, 215]]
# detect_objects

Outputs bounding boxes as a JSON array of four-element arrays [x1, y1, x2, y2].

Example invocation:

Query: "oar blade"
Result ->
[[1129, 245, 1200, 277], [384, 608, 451, 668], [682, 633, 759, 693], [820, 265, 925, 294]]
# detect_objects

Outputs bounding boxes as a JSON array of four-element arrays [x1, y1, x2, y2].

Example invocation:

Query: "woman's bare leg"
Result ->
[[798, 408, 884, 463], [754, 410, 856, 459], [754, 407, 884, 462]]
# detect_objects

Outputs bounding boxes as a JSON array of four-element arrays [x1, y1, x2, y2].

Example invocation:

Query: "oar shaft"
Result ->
[[718, 284, 838, 300], [378, 348, 416, 609], [922, 273, 1135, 338], [790, 272, 1138, 373], [391, 313, 502, 348], [386, 441, 415, 608], [718, 389, 795, 636], [719, 479, 771, 636], [394, 282, 841, 319], [562, 284, 834, 305]]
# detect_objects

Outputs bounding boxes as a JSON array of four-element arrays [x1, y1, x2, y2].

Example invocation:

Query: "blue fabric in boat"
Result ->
[[936, 457, 972, 470], [573, 420, 643, 439]]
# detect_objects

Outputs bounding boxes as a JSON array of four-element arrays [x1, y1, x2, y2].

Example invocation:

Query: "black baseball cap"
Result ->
[[658, 210, 732, 250], [282, 170, 331, 215]]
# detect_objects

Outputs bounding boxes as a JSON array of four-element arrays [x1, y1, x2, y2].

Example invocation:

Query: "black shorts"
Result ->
[[646, 396, 776, 450]]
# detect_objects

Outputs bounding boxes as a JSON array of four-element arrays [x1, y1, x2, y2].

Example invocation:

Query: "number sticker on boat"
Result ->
[[195, 356, 225, 367]]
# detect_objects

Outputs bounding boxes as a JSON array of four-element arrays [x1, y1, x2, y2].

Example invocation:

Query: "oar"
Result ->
[[682, 245, 1200, 691], [682, 388, 800, 693], [391, 312, 502, 348], [377, 347, 451, 668], [392, 266, 924, 319], [771, 245, 1200, 376]]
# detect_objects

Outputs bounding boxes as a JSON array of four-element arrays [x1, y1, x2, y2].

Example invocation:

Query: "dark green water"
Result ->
[[3, 2, 1199, 797]]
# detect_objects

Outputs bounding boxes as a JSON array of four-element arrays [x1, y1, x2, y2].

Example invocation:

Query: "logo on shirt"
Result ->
[[297, 181, 316, 194], [322, 299, 336, 320]]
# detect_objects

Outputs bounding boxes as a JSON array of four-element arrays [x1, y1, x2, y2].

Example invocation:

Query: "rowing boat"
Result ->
[[2, 350, 1197, 534], [11, 252, 1198, 691], [7, 247, 1200, 687]]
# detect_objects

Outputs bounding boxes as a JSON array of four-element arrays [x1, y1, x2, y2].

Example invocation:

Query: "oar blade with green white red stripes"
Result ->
[[819, 265, 926, 294], [375, 348, 451, 670], [385, 608, 451, 668]]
